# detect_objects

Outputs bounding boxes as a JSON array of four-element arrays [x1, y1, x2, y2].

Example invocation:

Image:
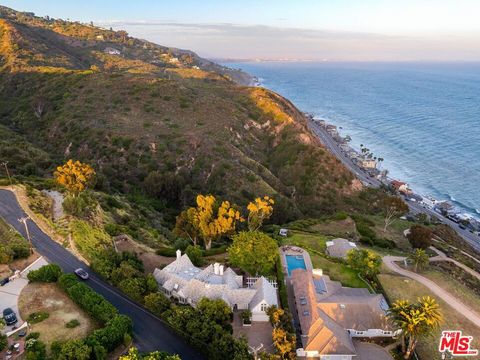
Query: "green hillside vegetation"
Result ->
[[0, 6, 360, 226], [0, 216, 30, 264]]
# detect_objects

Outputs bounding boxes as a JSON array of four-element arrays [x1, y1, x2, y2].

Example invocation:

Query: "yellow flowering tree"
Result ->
[[346, 248, 382, 280], [54, 159, 95, 197], [175, 194, 244, 250], [247, 195, 274, 231]]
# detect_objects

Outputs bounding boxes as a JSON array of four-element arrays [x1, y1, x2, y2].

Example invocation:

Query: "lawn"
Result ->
[[367, 215, 414, 250], [285, 231, 368, 289], [18, 282, 99, 348], [378, 273, 480, 360]]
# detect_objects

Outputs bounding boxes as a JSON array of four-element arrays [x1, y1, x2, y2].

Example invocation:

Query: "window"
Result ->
[[261, 303, 267, 312]]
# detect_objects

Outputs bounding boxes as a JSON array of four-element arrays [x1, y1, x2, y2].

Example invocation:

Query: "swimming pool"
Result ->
[[286, 255, 306, 276]]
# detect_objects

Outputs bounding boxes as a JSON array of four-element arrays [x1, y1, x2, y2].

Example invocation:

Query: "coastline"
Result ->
[[234, 69, 480, 252]]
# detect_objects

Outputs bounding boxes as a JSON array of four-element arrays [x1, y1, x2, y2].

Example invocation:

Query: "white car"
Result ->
[[74, 268, 89, 280]]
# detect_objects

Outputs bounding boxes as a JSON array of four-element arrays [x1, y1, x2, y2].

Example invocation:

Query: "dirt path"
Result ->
[[429, 246, 480, 281], [383, 256, 480, 328]]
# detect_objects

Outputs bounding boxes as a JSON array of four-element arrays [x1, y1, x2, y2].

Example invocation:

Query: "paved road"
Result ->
[[308, 119, 480, 253], [0, 189, 201, 360], [383, 256, 480, 328]]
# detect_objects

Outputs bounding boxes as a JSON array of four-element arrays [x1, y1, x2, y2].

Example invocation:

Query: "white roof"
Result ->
[[154, 253, 277, 310]]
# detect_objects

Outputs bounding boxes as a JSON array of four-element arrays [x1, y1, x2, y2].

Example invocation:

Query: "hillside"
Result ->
[[0, 6, 359, 225]]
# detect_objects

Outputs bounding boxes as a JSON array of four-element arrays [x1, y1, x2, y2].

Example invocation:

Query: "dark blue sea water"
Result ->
[[229, 62, 480, 217]]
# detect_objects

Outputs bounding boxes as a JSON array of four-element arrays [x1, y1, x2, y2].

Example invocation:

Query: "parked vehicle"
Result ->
[[3, 307, 18, 325], [74, 268, 89, 280], [0, 277, 9, 286]]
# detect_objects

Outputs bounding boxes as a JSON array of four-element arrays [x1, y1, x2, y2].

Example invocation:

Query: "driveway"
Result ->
[[0, 257, 48, 332], [383, 256, 480, 327]]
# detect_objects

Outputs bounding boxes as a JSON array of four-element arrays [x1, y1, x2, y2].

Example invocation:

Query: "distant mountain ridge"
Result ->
[[0, 5, 358, 223]]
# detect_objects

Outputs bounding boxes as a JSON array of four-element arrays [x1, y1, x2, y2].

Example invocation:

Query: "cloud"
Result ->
[[96, 21, 480, 61]]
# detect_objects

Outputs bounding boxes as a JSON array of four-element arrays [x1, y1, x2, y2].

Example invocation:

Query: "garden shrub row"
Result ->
[[275, 255, 288, 310], [28, 268, 132, 359]]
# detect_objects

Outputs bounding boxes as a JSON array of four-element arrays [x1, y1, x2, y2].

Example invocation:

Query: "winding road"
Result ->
[[0, 189, 202, 359], [382, 255, 480, 328]]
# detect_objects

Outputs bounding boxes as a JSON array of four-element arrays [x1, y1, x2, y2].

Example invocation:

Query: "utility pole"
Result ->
[[1, 161, 12, 185], [18, 217, 33, 254]]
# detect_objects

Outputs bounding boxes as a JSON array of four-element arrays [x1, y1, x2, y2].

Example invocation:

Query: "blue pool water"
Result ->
[[286, 255, 307, 276]]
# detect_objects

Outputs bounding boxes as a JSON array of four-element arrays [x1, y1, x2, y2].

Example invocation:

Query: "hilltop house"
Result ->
[[291, 269, 397, 359], [326, 238, 357, 259], [104, 47, 121, 55], [153, 250, 278, 321]]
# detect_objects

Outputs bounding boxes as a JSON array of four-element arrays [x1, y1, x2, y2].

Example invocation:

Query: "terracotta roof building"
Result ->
[[291, 269, 397, 359]]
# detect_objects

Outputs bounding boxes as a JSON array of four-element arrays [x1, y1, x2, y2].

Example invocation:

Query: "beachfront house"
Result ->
[[291, 269, 398, 359], [359, 158, 377, 170], [153, 250, 278, 321], [325, 238, 357, 259], [391, 180, 412, 195]]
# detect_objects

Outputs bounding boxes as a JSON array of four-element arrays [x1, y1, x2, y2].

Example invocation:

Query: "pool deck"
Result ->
[[279, 245, 313, 278]]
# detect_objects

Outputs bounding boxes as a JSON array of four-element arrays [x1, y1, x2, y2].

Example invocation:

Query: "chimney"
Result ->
[[176, 249, 181, 260], [214, 263, 219, 275], [219, 265, 224, 276]]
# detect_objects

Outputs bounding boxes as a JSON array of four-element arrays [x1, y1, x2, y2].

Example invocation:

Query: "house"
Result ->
[[391, 180, 412, 195], [325, 238, 357, 259], [359, 158, 377, 170], [153, 250, 278, 321], [104, 47, 121, 55], [96, 35, 104, 41], [291, 269, 397, 359]]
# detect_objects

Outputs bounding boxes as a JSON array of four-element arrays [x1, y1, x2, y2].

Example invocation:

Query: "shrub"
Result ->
[[185, 245, 203, 266], [27, 312, 50, 324], [87, 315, 132, 352], [275, 255, 288, 310], [57, 273, 79, 291], [26, 332, 40, 340], [65, 319, 80, 328], [66, 282, 118, 325], [27, 264, 62, 283], [155, 247, 177, 257], [144, 292, 171, 317], [203, 245, 228, 257], [25, 338, 47, 360], [0, 334, 7, 352], [241, 310, 252, 324]]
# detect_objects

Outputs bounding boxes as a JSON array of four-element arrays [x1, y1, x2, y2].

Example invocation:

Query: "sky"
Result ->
[[3, 0, 480, 61]]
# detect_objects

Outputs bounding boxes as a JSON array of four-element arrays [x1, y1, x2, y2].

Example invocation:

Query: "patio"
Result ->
[[232, 311, 274, 354]]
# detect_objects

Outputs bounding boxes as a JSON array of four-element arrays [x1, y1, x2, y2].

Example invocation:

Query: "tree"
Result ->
[[382, 196, 408, 232], [174, 208, 201, 246], [54, 159, 95, 196], [185, 245, 203, 266], [197, 298, 233, 328], [176, 195, 243, 250], [247, 196, 274, 231], [119, 347, 181, 360], [55, 340, 91, 360], [388, 296, 442, 359], [0, 333, 7, 352], [144, 292, 171, 317], [408, 249, 429, 272], [228, 231, 278, 275], [267, 306, 296, 359], [346, 249, 382, 280], [407, 225, 433, 249]]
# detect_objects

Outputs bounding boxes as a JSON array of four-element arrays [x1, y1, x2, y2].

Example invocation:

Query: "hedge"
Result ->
[[86, 314, 133, 352], [27, 264, 63, 283], [275, 255, 288, 310]]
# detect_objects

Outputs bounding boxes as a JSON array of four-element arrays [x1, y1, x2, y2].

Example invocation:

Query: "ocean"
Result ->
[[228, 62, 480, 218]]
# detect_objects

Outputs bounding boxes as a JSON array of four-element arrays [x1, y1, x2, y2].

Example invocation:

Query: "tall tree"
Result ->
[[388, 296, 442, 359], [382, 196, 408, 232], [407, 225, 433, 249], [175, 195, 243, 250], [54, 159, 95, 197], [407, 248, 429, 272], [247, 196, 274, 231], [228, 231, 278, 275]]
